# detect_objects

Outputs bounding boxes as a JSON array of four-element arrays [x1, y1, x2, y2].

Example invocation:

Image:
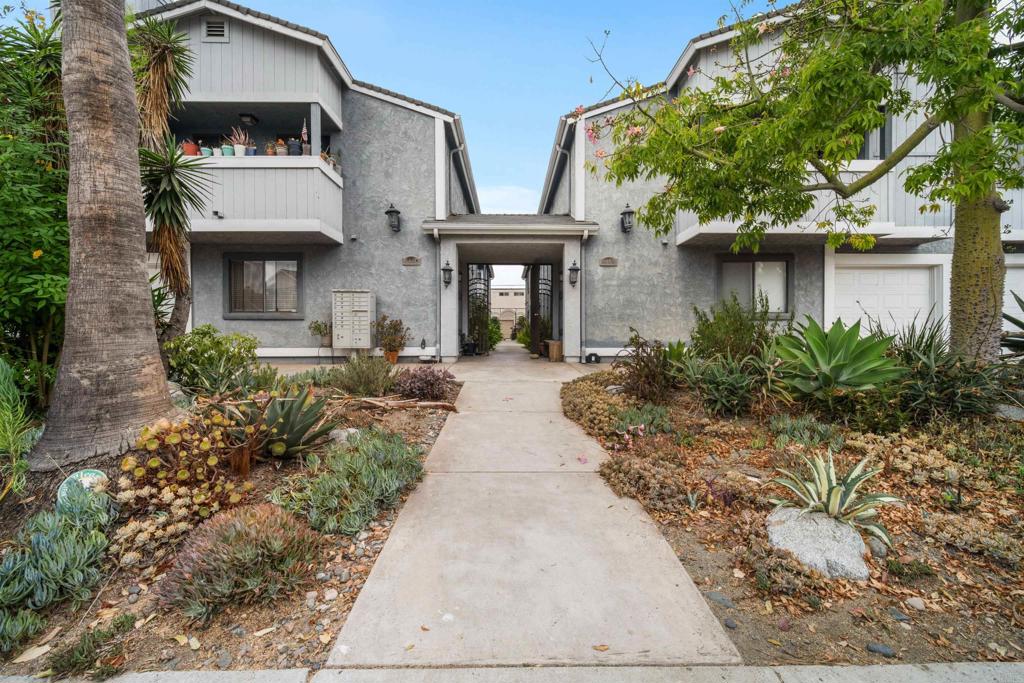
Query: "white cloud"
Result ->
[[477, 185, 541, 214]]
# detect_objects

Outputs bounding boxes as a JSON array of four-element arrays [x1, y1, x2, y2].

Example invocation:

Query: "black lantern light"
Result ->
[[568, 260, 580, 287], [441, 260, 454, 287], [620, 203, 635, 233], [385, 203, 401, 231]]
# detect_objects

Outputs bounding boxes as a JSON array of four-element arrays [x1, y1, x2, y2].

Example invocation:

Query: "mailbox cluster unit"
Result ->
[[332, 289, 375, 350]]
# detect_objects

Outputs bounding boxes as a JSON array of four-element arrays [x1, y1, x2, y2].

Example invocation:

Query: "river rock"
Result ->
[[766, 508, 869, 581]]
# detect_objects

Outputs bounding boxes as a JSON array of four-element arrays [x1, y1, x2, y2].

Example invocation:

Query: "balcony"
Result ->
[[179, 155, 344, 244]]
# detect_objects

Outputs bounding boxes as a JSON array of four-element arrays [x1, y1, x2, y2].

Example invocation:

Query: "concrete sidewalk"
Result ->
[[327, 342, 739, 667]]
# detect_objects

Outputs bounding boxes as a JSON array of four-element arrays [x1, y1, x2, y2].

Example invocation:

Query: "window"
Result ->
[[514, 291, 524, 297], [857, 107, 891, 161], [498, 292, 509, 297], [719, 258, 789, 314], [202, 17, 229, 42], [224, 254, 302, 319]]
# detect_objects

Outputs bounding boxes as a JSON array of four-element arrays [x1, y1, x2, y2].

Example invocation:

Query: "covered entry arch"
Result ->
[[423, 215, 598, 363]]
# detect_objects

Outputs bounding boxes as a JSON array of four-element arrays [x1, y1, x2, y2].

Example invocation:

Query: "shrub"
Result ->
[[159, 504, 322, 622], [488, 316, 504, 347], [770, 451, 902, 547], [372, 314, 410, 354], [271, 428, 422, 535], [690, 292, 782, 359], [560, 371, 632, 439], [163, 324, 259, 395], [673, 354, 756, 416], [287, 366, 343, 388], [599, 434, 693, 512], [395, 365, 455, 401], [613, 403, 673, 435], [332, 354, 397, 397], [769, 414, 844, 452], [923, 512, 1023, 567], [0, 357, 32, 505], [613, 329, 674, 403], [0, 482, 112, 654], [776, 317, 905, 412]]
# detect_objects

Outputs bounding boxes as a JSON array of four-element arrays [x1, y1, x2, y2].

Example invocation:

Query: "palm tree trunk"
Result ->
[[31, 0, 171, 471]]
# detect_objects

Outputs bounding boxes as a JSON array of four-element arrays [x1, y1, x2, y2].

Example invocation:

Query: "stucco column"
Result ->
[[562, 239, 582, 362], [439, 238, 459, 361]]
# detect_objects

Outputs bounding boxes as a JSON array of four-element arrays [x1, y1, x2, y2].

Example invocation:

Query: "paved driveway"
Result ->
[[328, 342, 739, 667]]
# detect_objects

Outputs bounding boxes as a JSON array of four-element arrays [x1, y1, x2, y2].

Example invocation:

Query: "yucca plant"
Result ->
[[776, 317, 906, 411], [770, 451, 902, 547], [1003, 290, 1024, 359]]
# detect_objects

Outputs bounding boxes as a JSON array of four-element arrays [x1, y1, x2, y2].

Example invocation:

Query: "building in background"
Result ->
[[490, 285, 526, 339]]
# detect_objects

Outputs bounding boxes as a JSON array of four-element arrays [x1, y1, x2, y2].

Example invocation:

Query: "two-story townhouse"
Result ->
[[133, 0, 479, 360], [538, 15, 1024, 357]]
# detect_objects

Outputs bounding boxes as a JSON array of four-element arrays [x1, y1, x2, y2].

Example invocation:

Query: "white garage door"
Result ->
[[834, 266, 939, 332], [1006, 265, 1024, 331]]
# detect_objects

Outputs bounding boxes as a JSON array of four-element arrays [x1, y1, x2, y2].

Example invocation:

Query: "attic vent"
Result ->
[[202, 17, 229, 42]]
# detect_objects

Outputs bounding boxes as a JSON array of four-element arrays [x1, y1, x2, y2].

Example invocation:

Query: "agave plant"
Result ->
[[776, 317, 905, 411], [262, 386, 335, 459], [770, 452, 902, 547], [1003, 290, 1024, 358]]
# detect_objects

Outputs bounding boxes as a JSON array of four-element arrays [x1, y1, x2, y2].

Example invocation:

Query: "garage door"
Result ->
[[834, 266, 939, 332], [1006, 265, 1024, 331]]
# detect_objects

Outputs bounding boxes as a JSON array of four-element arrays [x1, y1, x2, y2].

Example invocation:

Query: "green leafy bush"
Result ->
[[395, 366, 455, 401], [0, 482, 112, 654], [488, 316, 504, 347], [158, 504, 322, 622], [614, 403, 673, 435], [690, 293, 782, 359], [776, 317, 905, 412], [271, 428, 422, 535], [769, 414, 844, 451], [332, 354, 397, 397], [613, 329, 674, 403], [560, 371, 632, 439], [673, 353, 756, 416], [0, 358, 32, 504], [771, 452, 902, 547], [163, 324, 259, 394], [286, 366, 342, 388]]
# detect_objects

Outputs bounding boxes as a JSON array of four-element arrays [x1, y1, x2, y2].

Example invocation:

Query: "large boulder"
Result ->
[[766, 507, 869, 581]]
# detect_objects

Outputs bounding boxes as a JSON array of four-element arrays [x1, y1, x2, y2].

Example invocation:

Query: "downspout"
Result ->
[[580, 235, 586, 362], [435, 237, 442, 362]]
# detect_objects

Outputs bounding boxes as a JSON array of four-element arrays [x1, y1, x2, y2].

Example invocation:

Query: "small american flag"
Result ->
[[301, 118, 308, 144]]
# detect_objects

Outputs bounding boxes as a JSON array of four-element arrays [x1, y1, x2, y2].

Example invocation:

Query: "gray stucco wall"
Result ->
[[190, 90, 441, 350]]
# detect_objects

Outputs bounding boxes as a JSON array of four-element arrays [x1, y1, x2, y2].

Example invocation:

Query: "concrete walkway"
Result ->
[[327, 341, 739, 668]]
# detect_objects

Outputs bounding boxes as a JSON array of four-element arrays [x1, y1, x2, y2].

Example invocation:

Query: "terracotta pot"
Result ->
[[320, 335, 331, 348], [181, 141, 200, 156], [276, 145, 287, 156], [302, 143, 312, 156], [384, 350, 399, 364]]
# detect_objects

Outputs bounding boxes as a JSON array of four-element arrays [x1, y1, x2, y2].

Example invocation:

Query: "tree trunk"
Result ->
[[158, 285, 192, 371], [31, 0, 172, 471]]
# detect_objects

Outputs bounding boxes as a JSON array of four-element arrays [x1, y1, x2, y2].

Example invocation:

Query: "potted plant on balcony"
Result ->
[[227, 126, 251, 157], [264, 141, 276, 156], [287, 137, 302, 156], [198, 139, 212, 156], [180, 138, 200, 156], [372, 314, 410, 364], [275, 138, 287, 156], [308, 319, 332, 347], [220, 136, 235, 156]]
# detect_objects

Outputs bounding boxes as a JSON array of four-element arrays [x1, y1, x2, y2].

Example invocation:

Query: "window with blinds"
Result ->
[[228, 258, 299, 313]]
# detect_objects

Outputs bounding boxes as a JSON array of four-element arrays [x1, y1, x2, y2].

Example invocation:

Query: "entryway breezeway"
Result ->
[[328, 341, 739, 668]]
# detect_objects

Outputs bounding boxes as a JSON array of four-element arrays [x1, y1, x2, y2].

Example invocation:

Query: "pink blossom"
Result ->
[[782, 67, 791, 77], [713, 125, 726, 134], [758, 21, 769, 34], [574, 105, 585, 116], [627, 125, 645, 138], [594, 148, 607, 159], [586, 126, 598, 144], [687, 65, 697, 78]]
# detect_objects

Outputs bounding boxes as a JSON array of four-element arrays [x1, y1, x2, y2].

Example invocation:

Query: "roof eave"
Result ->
[[537, 116, 573, 214]]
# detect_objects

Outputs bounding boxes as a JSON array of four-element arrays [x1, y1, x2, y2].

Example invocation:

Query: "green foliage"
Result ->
[[769, 414, 844, 452], [488, 316, 504, 347], [776, 317, 905, 412], [286, 366, 341, 388], [158, 504, 322, 622], [593, 2, 1023, 249], [271, 428, 422, 535], [1003, 290, 1024, 358], [664, 339, 689, 364], [0, 358, 32, 504], [690, 293, 782, 359], [331, 354, 397, 397], [395, 366, 455, 401], [614, 403, 673, 435], [613, 328, 674, 403], [0, 482, 112, 654], [260, 386, 335, 460], [308, 319, 331, 338], [372, 314, 410, 353], [673, 353, 756, 417], [516, 321, 531, 348], [885, 557, 935, 583], [771, 452, 902, 547], [47, 613, 135, 680], [162, 324, 260, 395]]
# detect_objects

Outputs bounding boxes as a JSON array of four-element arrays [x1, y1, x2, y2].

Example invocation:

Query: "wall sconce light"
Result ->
[[385, 204, 401, 232], [568, 260, 580, 287], [420, 338, 427, 350], [238, 113, 259, 126], [441, 260, 453, 287], [620, 204, 635, 233]]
